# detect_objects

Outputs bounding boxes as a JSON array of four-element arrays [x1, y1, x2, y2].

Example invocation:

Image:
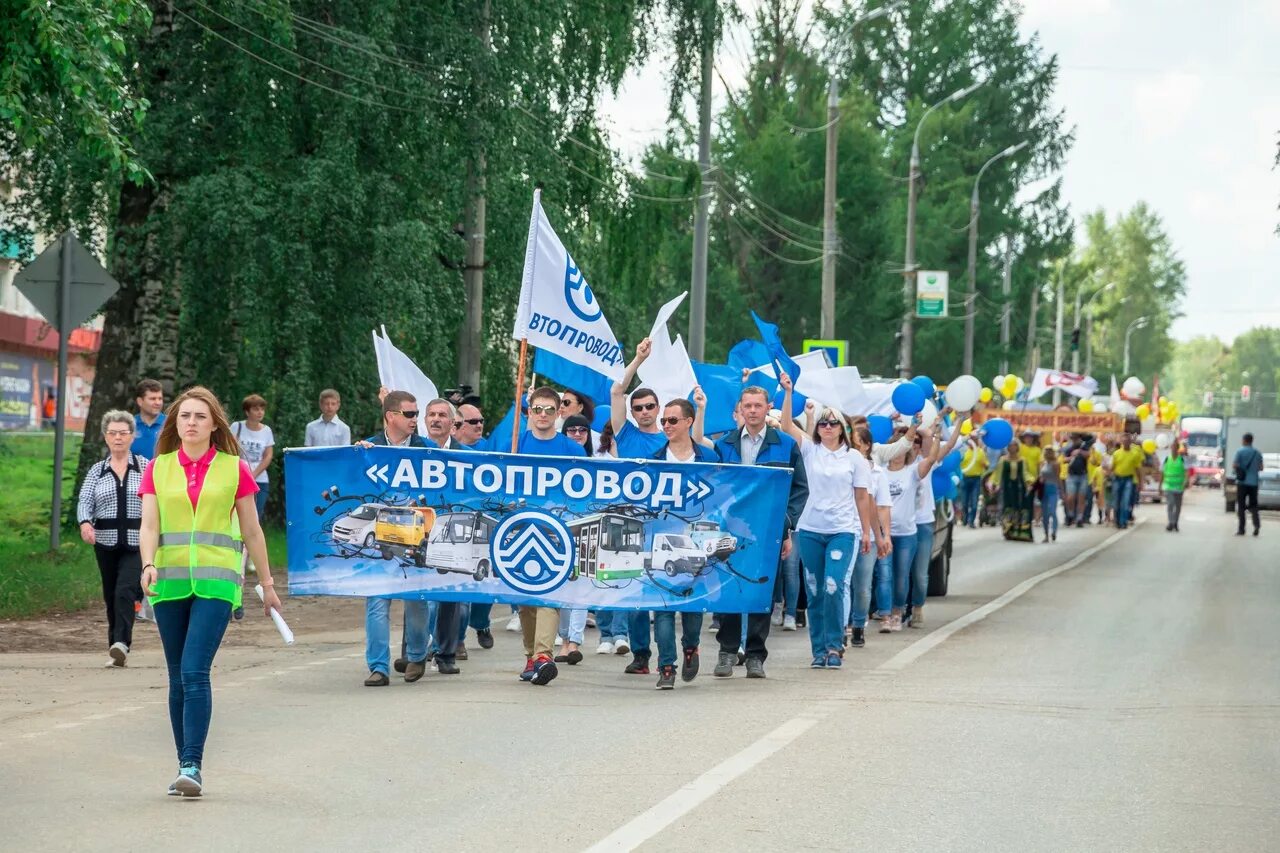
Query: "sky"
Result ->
[[598, 0, 1280, 345]]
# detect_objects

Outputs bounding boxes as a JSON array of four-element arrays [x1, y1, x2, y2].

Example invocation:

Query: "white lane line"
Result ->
[[877, 522, 1137, 673], [584, 522, 1135, 853]]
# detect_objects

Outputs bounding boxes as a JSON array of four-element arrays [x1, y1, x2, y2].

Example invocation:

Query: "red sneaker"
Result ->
[[519, 658, 536, 681]]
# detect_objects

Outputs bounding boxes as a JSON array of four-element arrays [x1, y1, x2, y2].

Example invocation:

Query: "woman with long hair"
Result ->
[[1039, 446, 1061, 542], [879, 422, 937, 632], [999, 441, 1035, 542], [138, 386, 281, 797]]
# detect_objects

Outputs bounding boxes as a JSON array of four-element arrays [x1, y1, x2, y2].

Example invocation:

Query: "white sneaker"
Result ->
[[889, 614, 903, 632], [108, 642, 128, 667], [505, 612, 522, 632], [782, 614, 797, 631], [770, 604, 784, 627], [554, 635, 563, 646], [596, 640, 615, 655], [614, 638, 631, 655], [910, 609, 924, 628]]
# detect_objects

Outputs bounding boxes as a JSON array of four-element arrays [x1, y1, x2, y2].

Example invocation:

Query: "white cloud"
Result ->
[[1133, 71, 1205, 142]]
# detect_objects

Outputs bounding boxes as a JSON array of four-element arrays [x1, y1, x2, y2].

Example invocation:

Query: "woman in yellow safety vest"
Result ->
[[139, 386, 281, 798]]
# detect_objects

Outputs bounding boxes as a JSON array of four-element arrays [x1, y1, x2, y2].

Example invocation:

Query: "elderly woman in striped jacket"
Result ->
[[77, 410, 150, 668]]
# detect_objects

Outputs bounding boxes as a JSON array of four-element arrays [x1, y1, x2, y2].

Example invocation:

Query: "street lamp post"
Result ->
[[899, 79, 985, 378], [1123, 316, 1149, 375], [963, 140, 1026, 375], [1071, 280, 1115, 374]]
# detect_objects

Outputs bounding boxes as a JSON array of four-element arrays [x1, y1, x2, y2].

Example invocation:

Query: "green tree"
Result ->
[[1165, 335, 1229, 412], [1226, 327, 1280, 418]]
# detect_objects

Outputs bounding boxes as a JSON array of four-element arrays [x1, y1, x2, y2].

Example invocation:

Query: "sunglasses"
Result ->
[[565, 426, 590, 435], [559, 398, 576, 407], [394, 410, 420, 420], [632, 402, 658, 412], [817, 420, 843, 428], [461, 417, 484, 426], [529, 404, 557, 415], [660, 416, 687, 426]]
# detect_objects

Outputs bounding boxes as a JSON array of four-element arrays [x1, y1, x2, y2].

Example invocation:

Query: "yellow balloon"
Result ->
[[1136, 404, 1150, 420], [979, 387, 993, 403], [1158, 396, 1168, 405], [960, 418, 974, 435], [1142, 439, 1157, 454], [1001, 377, 1018, 398], [1077, 398, 1094, 413]]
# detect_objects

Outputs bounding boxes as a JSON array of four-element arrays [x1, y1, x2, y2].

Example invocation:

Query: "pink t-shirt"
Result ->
[[139, 447, 259, 510]]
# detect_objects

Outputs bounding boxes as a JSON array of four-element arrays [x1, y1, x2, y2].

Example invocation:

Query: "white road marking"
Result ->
[[584, 521, 1137, 852]]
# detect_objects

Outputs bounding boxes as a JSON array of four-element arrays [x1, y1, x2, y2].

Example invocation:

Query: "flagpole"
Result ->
[[512, 338, 529, 450]]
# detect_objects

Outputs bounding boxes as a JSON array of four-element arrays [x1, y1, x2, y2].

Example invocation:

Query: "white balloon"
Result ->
[[1122, 376, 1145, 398], [1156, 432, 1172, 449], [1002, 399, 1017, 410], [1015, 376, 1026, 393], [919, 399, 939, 429], [946, 375, 982, 411]]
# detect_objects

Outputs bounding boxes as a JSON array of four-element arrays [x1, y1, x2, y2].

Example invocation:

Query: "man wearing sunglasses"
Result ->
[[710, 384, 809, 679], [608, 338, 671, 674], [355, 391, 431, 688], [454, 403, 488, 450]]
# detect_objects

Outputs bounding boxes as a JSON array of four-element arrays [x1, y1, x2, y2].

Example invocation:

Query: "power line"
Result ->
[[716, 181, 828, 253], [727, 215, 825, 265]]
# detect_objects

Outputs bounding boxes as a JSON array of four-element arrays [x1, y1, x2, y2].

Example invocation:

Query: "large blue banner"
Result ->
[[284, 446, 791, 612]]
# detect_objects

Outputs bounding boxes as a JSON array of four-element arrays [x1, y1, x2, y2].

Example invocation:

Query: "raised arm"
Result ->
[[610, 337, 651, 434], [777, 370, 807, 445], [692, 385, 714, 449]]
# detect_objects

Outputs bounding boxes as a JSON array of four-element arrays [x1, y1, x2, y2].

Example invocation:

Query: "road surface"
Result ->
[[1, 489, 1276, 852]]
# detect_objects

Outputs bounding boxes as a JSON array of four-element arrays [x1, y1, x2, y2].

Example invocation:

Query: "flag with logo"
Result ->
[[513, 189, 625, 380], [1027, 368, 1098, 400]]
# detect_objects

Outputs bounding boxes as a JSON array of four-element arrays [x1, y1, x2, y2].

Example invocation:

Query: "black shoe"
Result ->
[[713, 651, 734, 677], [745, 658, 766, 678], [1166, 524, 1173, 531], [1254, 528, 1261, 537], [393, 657, 408, 674], [709, 617, 721, 631], [1236, 530, 1246, 536], [655, 665, 676, 690], [624, 655, 650, 675], [851, 627, 865, 648], [795, 611, 806, 628], [476, 628, 494, 650], [682, 647, 700, 682], [435, 658, 460, 675], [233, 606, 244, 621], [456, 644, 469, 661], [554, 649, 584, 665]]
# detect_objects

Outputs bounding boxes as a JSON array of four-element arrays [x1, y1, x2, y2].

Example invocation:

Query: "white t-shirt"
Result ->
[[915, 461, 937, 526], [234, 421, 275, 483], [884, 465, 921, 537], [797, 441, 870, 535], [665, 446, 697, 462], [871, 462, 892, 509]]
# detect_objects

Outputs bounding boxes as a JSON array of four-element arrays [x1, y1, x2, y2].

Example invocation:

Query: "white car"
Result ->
[[645, 533, 708, 577], [331, 503, 385, 549]]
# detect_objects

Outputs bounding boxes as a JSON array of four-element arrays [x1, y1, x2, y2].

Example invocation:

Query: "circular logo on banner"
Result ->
[[563, 255, 602, 323], [490, 510, 576, 595]]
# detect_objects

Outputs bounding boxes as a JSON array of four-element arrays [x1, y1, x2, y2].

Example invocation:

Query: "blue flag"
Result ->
[[750, 311, 805, 417], [533, 347, 613, 404], [692, 361, 745, 437], [728, 339, 771, 372]]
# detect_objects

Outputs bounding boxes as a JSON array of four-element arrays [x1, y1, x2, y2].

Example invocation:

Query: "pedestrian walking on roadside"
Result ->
[[1162, 439, 1187, 532], [1110, 433, 1145, 530], [1233, 432, 1264, 536], [845, 424, 892, 650], [908, 416, 960, 628], [999, 442, 1034, 542], [77, 410, 149, 668], [1039, 446, 1061, 543], [138, 386, 282, 797]]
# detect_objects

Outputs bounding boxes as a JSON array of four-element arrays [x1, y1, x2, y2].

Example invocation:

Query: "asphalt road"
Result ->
[[2, 489, 1276, 852]]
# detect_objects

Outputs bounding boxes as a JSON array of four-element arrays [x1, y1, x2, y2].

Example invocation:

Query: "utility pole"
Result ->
[[1025, 280, 1038, 377], [820, 75, 838, 339], [1071, 285, 1082, 375], [900, 144, 919, 378], [1052, 264, 1064, 406], [458, 0, 491, 392], [999, 237, 1012, 376], [688, 15, 714, 361], [963, 187, 980, 375]]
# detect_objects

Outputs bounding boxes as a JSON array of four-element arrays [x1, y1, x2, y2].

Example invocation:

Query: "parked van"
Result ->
[[645, 533, 707, 576], [331, 503, 385, 549], [374, 506, 436, 565], [424, 511, 499, 581]]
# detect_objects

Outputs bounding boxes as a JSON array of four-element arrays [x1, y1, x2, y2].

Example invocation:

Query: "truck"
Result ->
[[1222, 416, 1280, 512], [1180, 414, 1225, 487], [374, 506, 436, 566]]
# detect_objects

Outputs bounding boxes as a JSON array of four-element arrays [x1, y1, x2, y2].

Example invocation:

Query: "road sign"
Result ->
[[915, 270, 948, 318], [13, 232, 118, 330], [1241, 385, 1251, 403], [12, 233, 120, 551], [802, 338, 847, 367]]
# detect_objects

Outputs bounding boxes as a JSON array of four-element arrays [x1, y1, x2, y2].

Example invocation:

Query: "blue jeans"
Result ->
[[796, 530, 855, 657], [960, 476, 982, 526], [597, 610, 629, 643], [871, 554, 892, 617], [911, 524, 935, 608], [846, 547, 877, 628], [628, 611, 652, 658], [154, 595, 232, 767], [886, 533, 918, 611], [1042, 483, 1059, 537], [468, 603, 492, 631], [653, 611, 703, 668], [1114, 477, 1134, 528], [558, 609, 587, 645], [366, 598, 428, 675], [772, 545, 800, 617]]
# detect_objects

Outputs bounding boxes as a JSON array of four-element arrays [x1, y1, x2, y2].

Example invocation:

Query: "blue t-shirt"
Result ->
[[615, 421, 666, 459], [517, 431, 587, 458], [132, 413, 165, 459], [1234, 446, 1264, 486]]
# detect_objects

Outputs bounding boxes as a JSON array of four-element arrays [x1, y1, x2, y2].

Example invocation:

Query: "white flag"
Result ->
[[1027, 368, 1098, 400], [513, 190, 625, 380], [637, 291, 697, 407], [372, 326, 438, 437]]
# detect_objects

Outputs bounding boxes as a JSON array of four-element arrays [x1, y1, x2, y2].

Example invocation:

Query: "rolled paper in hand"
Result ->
[[255, 584, 295, 645]]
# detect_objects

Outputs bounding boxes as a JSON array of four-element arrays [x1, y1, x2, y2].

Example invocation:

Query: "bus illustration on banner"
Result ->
[[568, 513, 710, 582]]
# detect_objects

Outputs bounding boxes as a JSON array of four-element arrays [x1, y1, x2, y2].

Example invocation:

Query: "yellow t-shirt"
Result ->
[[1111, 446, 1146, 478], [961, 446, 988, 477], [1088, 464, 1104, 491], [1020, 445, 1042, 483]]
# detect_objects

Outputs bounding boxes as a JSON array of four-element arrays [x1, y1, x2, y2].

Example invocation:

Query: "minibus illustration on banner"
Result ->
[[423, 511, 500, 581], [374, 506, 436, 566]]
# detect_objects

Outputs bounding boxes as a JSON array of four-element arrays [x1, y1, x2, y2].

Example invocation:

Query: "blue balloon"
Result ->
[[982, 417, 1014, 451], [911, 375, 936, 399], [931, 468, 950, 495], [591, 405, 611, 433], [867, 414, 894, 444], [941, 449, 963, 475], [891, 382, 927, 416]]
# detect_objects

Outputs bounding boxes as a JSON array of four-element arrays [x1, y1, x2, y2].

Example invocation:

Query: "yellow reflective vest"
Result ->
[[151, 450, 243, 608]]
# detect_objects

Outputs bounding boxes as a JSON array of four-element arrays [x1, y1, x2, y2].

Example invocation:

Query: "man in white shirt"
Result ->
[[305, 389, 351, 447]]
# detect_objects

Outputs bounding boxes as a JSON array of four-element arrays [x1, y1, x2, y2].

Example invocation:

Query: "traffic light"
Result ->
[[1241, 385, 1251, 402]]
